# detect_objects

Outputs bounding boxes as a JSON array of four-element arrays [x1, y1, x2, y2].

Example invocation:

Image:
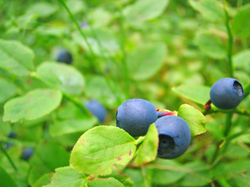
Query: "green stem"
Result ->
[[59, 0, 121, 104], [0, 142, 17, 171], [224, 4, 234, 77], [224, 113, 233, 137], [59, 0, 96, 64], [118, 4, 130, 98], [210, 142, 221, 164], [202, 107, 250, 116]]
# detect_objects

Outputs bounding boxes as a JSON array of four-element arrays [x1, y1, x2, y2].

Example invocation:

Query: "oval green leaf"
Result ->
[[0, 78, 16, 103], [127, 43, 167, 80], [195, 32, 227, 59], [37, 62, 84, 96], [178, 104, 207, 136], [189, 0, 225, 22], [232, 4, 250, 38], [0, 39, 35, 76], [125, 0, 169, 25], [3, 89, 62, 123], [172, 84, 210, 105], [70, 126, 136, 176]]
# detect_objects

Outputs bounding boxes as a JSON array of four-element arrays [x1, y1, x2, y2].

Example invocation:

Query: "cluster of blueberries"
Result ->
[[116, 78, 244, 159], [56, 50, 245, 159]]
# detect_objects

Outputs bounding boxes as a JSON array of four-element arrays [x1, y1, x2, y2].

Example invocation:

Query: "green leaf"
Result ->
[[127, 43, 167, 80], [178, 104, 207, 136], [85, 75, 126, 107], [214, 160, 250, 177], [45, 166, 86, 187], [50, 118, 97, 137], [88, 177, 124, 187], [73, 28, 119, 57], [0, 39, 35, 76], [178, 161, 213, 186], [28, 141, 70, 185], [189, 0, 225, 22], [0, 115, 11, 139], [172, 84, 210, 105], [0, 78, 16, 103], [233, 49, 250, 69], [70, 126, 136, 176], [134, 124, 158, 166], [104, 166, 134, 187], [26, 2, 58, 18], [0, 166, 18, 187], [232, 4, 250, 38], [37, 62, 84, 96], [33, 173, 54, 187], [152, 160, 186, 185], [125, 0, 169, 25], [195, 32, 227, 59], [3, 89, 62, 123]]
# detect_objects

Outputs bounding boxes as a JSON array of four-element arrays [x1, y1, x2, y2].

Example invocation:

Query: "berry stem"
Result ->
[[202, 107, 250, 116], [0, 142, 17, 171], [157, 112, 177, 118], [224, 4, 234, 78]]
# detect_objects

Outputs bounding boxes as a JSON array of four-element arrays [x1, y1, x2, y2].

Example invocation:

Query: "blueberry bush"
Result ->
[[0, 0, 250, 186]]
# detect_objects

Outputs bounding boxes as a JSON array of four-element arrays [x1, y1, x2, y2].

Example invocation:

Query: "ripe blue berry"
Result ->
[[84, 99, 107, 124], [56, 49, 73, 64], [116, 99, 158, 137], [155, 115, 191, 159], [210, 78, 244, 110], [21, 148, 34, 161]]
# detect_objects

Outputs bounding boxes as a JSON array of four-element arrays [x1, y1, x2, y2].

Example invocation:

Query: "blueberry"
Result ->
[[155, 115, 191, 159], [210, 78, 244, 110], [56, 49, 73, 64], [21, 148, 34, 161], [84, 99, 107, 124], [116, 99, 158, 137]]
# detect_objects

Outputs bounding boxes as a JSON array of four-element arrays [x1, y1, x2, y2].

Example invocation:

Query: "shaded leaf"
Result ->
[[0, 166, 18, 187], [28, 141, 70, 185], [0, 39, 34, 76], [134, 124, 158, 166], [3, 89, 62, 123], [26, 2, 58, 18], [178, 104, 207, 136], [152, 160, 186, 185], [195, 32, 227, 59], [178, 161, 213, 186], [37, 62, 84, 96], [0, 78, 16, 103], [189, 0, 225, 22], [70, 126, 136, 176], [85, 75, 126, 107]]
